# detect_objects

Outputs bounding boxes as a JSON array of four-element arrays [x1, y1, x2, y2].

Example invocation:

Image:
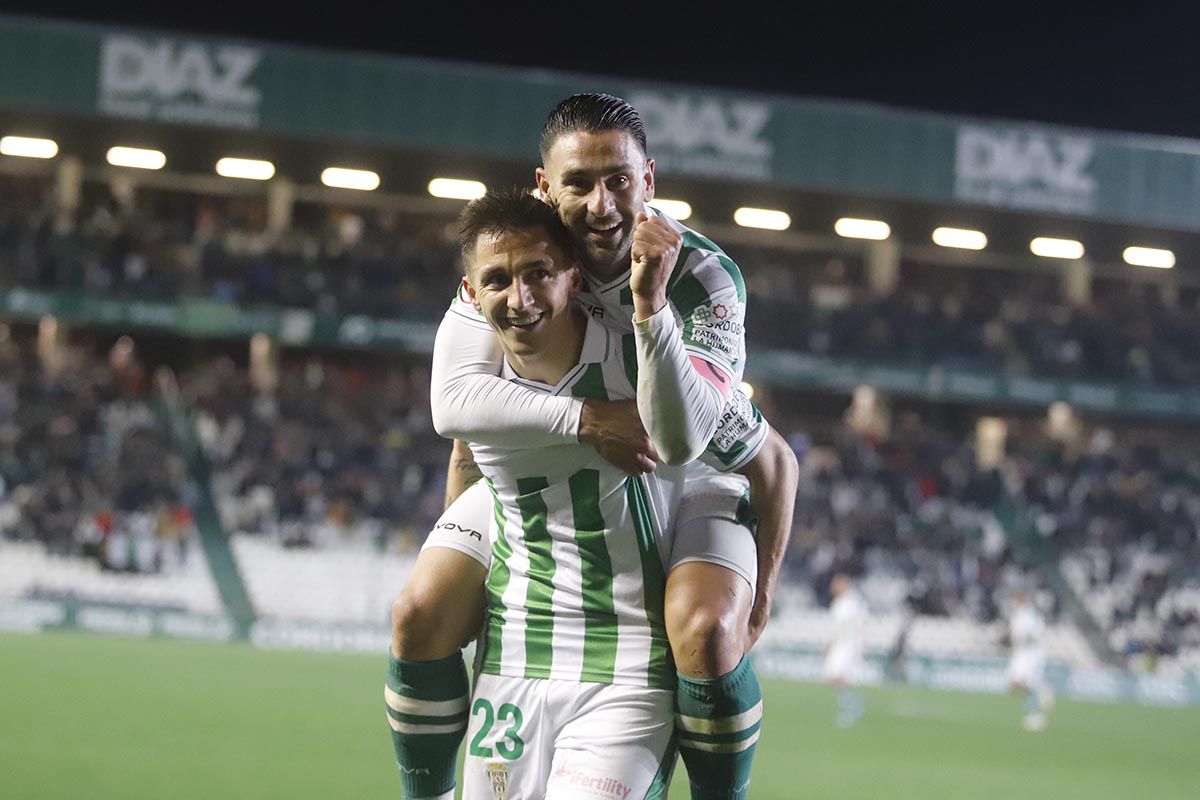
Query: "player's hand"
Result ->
[[746, 589, 772, 650], [629, 211, 681, 321], [578, 398, 659, 474]]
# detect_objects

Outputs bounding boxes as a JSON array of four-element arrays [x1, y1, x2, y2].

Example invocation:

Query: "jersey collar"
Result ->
[[500, 314, 611, 393]]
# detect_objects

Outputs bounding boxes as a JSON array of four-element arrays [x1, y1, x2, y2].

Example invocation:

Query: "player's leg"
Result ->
[[386, 481, 492, 799], [547, 682, 676, 800], [824, 649, 865, 727], [665, 502, 761, 800], [460, 674, 551, 800]]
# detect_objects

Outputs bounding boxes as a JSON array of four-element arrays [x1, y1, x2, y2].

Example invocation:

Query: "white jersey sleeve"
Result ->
[[633, 304, 726, 466], [430, 296, 584, 447]]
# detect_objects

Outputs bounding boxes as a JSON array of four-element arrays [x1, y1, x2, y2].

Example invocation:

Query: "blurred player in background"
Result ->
[[1005, 590, 1054, 732], [823, 573, 868, 727]]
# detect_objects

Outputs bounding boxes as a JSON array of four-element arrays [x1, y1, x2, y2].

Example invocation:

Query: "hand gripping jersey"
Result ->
[[438, 208, 768, 471], [471, 316, 686, 690]]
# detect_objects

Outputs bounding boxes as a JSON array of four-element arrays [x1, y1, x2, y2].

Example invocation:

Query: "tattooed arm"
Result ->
[[444, 438, 484, 510]]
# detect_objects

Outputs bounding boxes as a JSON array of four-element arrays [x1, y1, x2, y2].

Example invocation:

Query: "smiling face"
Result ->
[[463, 224, 582, 368], [536, 129, 655, 278]]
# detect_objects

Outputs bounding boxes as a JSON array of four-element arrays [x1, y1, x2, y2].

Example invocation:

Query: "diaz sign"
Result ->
[[98, 34, 262, 128], [629, 90, 774, 180], [954, 124, 1097, 214]]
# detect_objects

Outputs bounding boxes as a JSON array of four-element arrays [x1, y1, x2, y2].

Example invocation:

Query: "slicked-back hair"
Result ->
[[457, 187, 577, 272], [539, 93, 648, 160]]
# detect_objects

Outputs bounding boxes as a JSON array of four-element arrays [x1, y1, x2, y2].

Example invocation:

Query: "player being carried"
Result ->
[[385, 94, 799, 800]]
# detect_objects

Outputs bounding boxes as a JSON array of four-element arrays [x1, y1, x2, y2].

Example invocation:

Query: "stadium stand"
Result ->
[[1, 131, 1198, 681]]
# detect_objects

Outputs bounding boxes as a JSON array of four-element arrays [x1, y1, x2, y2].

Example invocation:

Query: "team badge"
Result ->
[[487, 762, 508, 800]]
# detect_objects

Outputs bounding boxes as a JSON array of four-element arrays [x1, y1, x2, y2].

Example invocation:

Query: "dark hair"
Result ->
[[457, 187, 576, 270], [539, 93, 647, 159]]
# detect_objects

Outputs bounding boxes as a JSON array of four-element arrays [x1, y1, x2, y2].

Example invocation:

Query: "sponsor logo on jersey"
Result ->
[[689, 328, 739, 361], [487, 762, 508, 800], [552, 764, 634, 799], [581, 301, 605, 319], [690, 300, 743, 327], [434, 522, 483, 541], [712, 390, 755, 452]]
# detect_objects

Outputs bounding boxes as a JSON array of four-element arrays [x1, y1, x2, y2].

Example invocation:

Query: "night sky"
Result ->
[[3, 3, 1199, 140]]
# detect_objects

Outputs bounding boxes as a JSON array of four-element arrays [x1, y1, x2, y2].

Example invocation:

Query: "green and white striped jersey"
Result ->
[[576, 207, 767, 471], [471, 316, 684, 690]]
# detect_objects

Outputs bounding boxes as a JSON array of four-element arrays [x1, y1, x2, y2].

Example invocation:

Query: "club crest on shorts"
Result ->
[[486, 762, 508, 800]]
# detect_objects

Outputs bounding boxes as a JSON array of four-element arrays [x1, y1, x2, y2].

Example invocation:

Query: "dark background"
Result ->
[[1, 3, 1197, 139]]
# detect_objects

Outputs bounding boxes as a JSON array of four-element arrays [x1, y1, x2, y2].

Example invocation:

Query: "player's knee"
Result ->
[[390, 584, 452, 660], [667, 595, 745, 676]]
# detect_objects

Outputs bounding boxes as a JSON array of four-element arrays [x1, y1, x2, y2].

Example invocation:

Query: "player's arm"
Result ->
[[735, 426, 799, 649], [432, 297, 658, 473], [629, 213, 729, 465], [431, 301, 582, 446], [443, 438, 483, 510]]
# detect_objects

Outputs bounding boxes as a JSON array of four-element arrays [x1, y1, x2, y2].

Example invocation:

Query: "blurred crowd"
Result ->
[[0, 330, 194, 573], [4, 172, 1200, 385], [1, 173, 1198, 669], [0, 173, 456, 320], [185, 353, 448, 550]]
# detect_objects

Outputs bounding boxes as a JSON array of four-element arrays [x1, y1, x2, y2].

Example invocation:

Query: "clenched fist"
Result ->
[[630, 211, 682, 322]]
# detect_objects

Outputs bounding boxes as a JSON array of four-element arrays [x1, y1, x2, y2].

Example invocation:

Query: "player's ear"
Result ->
[[461, 275, 481, 310], [534, 167, 551, 203], [642, 157, 655, 202], [567, 262, 581, 298]]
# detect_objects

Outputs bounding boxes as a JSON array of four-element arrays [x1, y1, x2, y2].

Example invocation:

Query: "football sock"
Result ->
[[675, 656, 762, 800], [836, 688, 865, 726], [1025, 689, 1040, 715], [385, 651, 469, 799]]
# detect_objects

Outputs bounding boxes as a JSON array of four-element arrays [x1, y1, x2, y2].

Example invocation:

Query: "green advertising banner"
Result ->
[[748, 350, 1200, 419], [4, 16, 1200, 231], [3, 287, 1198, 419], [0, 288, 437, 353], [4, 599, 1197, 707]]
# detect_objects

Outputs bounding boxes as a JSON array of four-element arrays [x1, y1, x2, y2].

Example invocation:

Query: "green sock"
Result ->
[[675, 656, 763, 800], [385, 652, 469, 799]]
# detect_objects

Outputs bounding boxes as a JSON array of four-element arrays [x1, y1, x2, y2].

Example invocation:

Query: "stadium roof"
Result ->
[[1, 13, 1198, 279]]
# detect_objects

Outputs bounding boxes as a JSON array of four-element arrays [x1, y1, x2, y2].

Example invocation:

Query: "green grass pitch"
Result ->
[[2, 631, 1198, 799]]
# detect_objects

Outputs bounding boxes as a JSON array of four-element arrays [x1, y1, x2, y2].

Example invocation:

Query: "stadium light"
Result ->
[[834, 217, 891, 241], [649, 198, 692, 220], [321, 167, 380, 191], [1030, 237, 1084, 260], [106, 146, 166, 170], [733, 207, 790, 231], [1123, 246, 1175, 269], [932, 227, 988, 251], [216, 157, 275, 181], [0, 135, 58, 159], [739, 381, 756, 401], [428, 178, 486, 200]]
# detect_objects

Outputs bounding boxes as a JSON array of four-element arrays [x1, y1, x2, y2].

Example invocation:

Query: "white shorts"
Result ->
[[461, 672, 676, 800], [1006, 650, 1046, 689], [420, 480, 494, 566], [823, 643, 865, 683], [671, 463, 757, 594], [423, 464, 758, 593]]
